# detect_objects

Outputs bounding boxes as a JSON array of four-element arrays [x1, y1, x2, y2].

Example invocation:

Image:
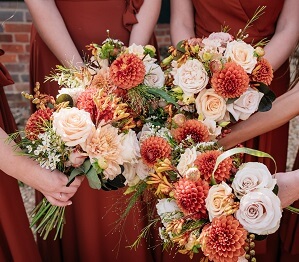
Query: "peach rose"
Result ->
[[52, 107, 94, 147], [195, 88, 227, 121], [224, 40, 257, 73]]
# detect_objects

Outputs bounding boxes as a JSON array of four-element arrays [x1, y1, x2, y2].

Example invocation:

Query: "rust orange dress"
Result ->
[[0, 60, 41, 261], [190, 0, 292, 261], [30, 1, 158, 261]]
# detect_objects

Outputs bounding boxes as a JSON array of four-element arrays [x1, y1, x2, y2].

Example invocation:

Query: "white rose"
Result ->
[[205, 182, 234, 221], [52, 107, 94, 147], [136, 159, 152, 180], [224, 40, 257, 73], [156, 198, 181, 226], [195, 88, 227, 121], [227, 87, 264, 121], [173, 59, 209, 95], [144, 62, 165, 88], [202, 118, 222, 140], [232, 162, 276, 199], [235, 188, 282, 235], [122, 162, 140, 186], [120, 130, 140, 164], [177, 147, 198, 176], [127, 43, 155, 63]]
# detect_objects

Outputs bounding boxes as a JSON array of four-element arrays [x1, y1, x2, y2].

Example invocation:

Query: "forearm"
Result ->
[[170, 0, 195, 46], [129, 0, 161, 45], [25, 0, 83, 67], [219, 82, 299, 149], [264, 0, 299, 71]]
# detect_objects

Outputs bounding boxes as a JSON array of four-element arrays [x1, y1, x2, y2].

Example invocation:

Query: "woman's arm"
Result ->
[[129, 0, 162, 45], [0, 128, 83, 206], [219, 81, 299, 149], [264, 0, 299, 71], [276, 169, 299, 208], [24, 0, 83, 67], [170, 0, 195, 46]]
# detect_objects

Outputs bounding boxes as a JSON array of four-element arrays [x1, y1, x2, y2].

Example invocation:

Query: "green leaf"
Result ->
[[176, 40, 186, 53], [83, 159, 92, 173], [67, 167, 84, 186], [253, 81, 276, 112], [86, 167, 102, 189], [146, 87, 179, 107]]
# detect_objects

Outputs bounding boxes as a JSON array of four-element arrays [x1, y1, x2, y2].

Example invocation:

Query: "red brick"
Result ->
[[0, 34, 13, 42], [1, 44, 25, 53], [5, 63, 25, 73], [14, 83, 30, 93], [18, 54, 30, 63], [0, 54, 17, 63], [15, 33, 30, 42], [5, 23, 31, 33]]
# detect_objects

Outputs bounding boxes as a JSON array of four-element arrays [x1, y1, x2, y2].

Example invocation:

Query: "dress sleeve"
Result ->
[[123, 0, 144, 31]]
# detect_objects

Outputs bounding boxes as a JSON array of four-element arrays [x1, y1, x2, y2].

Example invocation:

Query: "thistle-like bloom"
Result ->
[[76, 88, 98, 121], [110, 53, 145, 89], [251, 58, 273, 86], [173, 119, 209, 144], [199, 215, 247, 262], [194, 150, 233, 183], [211, 62, 249, 98], [25, 108, 53, 140], [140, 136, 172, 167], [174, 177, 209, 220]]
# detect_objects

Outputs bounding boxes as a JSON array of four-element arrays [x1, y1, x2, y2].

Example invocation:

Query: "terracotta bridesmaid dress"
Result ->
[[0, 56, 41, 261], [189, 0, 292, 261], [30, 1, 158, 261]]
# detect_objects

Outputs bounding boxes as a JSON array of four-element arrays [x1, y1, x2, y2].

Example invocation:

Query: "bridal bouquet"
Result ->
[[124, 119, 281, 262], [161, 29, 275, 135], [14, 36, 174, 239]]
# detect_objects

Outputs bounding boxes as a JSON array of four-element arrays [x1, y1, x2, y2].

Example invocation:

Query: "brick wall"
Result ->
[[0, 1, 171, 127]]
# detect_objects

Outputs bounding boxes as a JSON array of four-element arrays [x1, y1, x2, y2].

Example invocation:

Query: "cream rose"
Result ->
[[235, 188, 282, 235], [127, 43, 155, 63], [173, 59, 209, 95], [232, 162, 276, 199], [120, 130, 140, 164], [122, 163, 140, 186], [224, 40, 257, 73], [144, 63, 165, 88], [195, 88, 227, 121], [227, 87, 264, 121], [67, 149, 88, 168], [156, 198, 181, 227], [177, 147, 198, 176], [205, 182, 234, 220], [52, 107, 94, 147], [202, 118, 222, 140], [57, 87, 85, 105]]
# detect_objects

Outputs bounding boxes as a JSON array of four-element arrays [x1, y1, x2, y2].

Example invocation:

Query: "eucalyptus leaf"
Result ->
[[86, 167, 102, 190], [83, 159, 92, 173]]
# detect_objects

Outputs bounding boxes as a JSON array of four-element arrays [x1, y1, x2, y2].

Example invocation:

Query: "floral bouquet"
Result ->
[[13, 35, 175, 240], [161, 17, 275, 134], [123, 119, 282, 262]]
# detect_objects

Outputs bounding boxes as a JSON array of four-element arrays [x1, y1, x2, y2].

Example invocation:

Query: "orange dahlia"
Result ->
[[173, 119, 209, 144], [194, 150, 233, 183], [25, 108, 53, 140], [251, 58, 273, 86], [109, 53, 145, 89], [174, 177, 209, 220], [199, 216, 247, 262], [211, 62, 249, 98], [140, 136, 172, 166], [77, 88, 97, 121]]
